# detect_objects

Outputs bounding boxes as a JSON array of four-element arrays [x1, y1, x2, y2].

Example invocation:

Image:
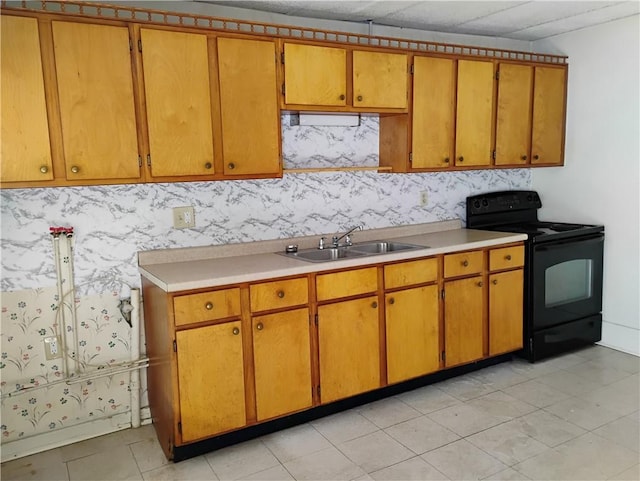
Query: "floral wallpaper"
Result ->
[[0, 113, 531, 450]]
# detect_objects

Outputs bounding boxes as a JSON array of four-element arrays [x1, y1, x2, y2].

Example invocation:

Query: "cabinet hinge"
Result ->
[[492, 150, 496, 161], [441, 288, 445, 299], [314, 314, 318, 326], [410, 64, 414, 75], [177, 421, 182, 434], [441, 351, 446, 362], [173, 339, 177, 352], [138, 39, 142, 53], [138, 155, 142, 168], [316, 385, 321, 397], [281, 51, 285, 64], [129, 37, 133, 52], [281, 83, 285, 96], [495, 70, 500, 80], [146, 154, 151, 167], [409, 152, 413, 164]]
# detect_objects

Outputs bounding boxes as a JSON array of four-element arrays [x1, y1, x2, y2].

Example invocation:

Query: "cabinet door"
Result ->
[[253, 308, 312, 421], [489, 270, 524, 356], [52, 21, 139, 181], [353, 50, 407, 108], [411, 56, 455, 169], [284, 43, 346, 106], [318, 296, 380, 403], [444, 276, 484, 366], [532, 66, 567, 165], [455, 60, 494, 167], [495, 63, 533, 166], [140, 28, 214, 177], [386, 285, 439, 384], [1, 16, 53, 183], [176, 321, 245, 442], [218, 37, 281, 176]]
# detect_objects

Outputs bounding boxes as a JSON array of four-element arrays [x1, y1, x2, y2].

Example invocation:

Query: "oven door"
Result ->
[[532, 233, 604, 329]]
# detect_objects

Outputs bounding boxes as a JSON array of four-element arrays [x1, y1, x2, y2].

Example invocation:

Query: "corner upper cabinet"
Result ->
[[217, 37, 282, 177], [455, 59, 495, 168], [531, 66, 567, 166], [282, 42, 407, 111], [0, 15, 53, 184], [51, 21, 141, 181], [140, 28, 215, 178]]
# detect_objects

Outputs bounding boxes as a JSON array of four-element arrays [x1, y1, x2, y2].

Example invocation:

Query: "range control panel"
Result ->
[[467, 190, 542, 216]]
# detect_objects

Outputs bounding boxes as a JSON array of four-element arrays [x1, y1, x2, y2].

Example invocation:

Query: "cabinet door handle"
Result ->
[[232, 327, 240, 335], [462, 260, 469, 267], [357, 95, 363, 102], [533, 154, 540, 160], [70, 165, 80, 174], [443, 157, 450, 163], [228, 162, 236, 170], [371, 301, 378, 309], [458, 156, 464, 162], [205, 302, 213, 310], [339, 94, 345, 100], [492, 279, 498, 285], [256, 322, 264, 331], [204, 162, 212, 170], [505, 254, 512, 261], [389, 298, 395, 305], [277, 290, 285, 298], [521, 155, 527, 161], [477, 281, 483, 287], [40, 165, 49, 174]]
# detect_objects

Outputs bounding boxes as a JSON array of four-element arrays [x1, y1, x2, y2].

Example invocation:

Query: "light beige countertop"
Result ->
[[138, 220, 527, 292]]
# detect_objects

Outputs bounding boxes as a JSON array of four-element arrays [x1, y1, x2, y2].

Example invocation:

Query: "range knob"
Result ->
[[473, 200, 481, 209], [527, 194, 533, 201], [482, 199, 489, 207]]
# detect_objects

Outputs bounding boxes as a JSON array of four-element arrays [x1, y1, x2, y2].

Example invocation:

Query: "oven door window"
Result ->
[[545, 259, 593, 307], [533, 234, 604, 329]]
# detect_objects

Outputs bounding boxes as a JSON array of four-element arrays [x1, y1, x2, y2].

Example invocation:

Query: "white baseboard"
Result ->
[[600, 321, 640, 356], [1, 409, 152, 463]]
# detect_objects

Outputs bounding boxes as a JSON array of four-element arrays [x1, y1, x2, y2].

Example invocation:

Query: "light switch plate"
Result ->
[[173, 206, 195, 229]]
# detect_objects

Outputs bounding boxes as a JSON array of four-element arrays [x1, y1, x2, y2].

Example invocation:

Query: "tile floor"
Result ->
[[2, 345, 639, 481]]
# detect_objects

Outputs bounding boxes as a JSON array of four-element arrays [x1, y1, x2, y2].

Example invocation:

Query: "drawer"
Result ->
[[490, 245, 524, 271], [384, 257, 438, 289], [444, 250, 484, 278], [316, 267, 378, 302], [250, 277, 308, 312], [173, 288, 241, 327]]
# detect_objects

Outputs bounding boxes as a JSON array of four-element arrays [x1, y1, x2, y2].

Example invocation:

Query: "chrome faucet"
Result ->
[[332, 225, 363, 248]]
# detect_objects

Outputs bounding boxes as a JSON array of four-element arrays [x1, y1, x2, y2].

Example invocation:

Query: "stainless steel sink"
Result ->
[[277, 240, 427, 263], [350, 241, 425, 254]]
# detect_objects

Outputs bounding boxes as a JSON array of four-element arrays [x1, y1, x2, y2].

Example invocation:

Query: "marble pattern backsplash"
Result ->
[[1, 115, 531, 295]]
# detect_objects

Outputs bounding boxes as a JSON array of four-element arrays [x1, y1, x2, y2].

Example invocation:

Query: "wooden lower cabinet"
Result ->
[[386, 285, 440, 383], [175, 321, 245, 443], [489, 269, 524, 356], [444, 276, 485, 367], [317, 296, 381, 403], [252, 308, 312, 421]]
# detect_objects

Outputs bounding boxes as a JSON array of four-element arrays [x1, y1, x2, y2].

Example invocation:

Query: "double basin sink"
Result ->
[[279, 241, 427, 263]]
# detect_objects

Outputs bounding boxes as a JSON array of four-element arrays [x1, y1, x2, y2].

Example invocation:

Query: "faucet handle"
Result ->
[[331, 235, 339, 247], [318, 237, 326, 250], [345, 234, 352, 246]]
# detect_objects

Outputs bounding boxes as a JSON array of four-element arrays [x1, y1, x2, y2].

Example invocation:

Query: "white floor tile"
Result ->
[[466, 422, 549, 466], [67, 445, 141, 481], [205, 439, 279, 480], [261, 424, 332, 464], [357, 397, 421, 429], [421, 439, 507, 481], [311, 409, 379, 444], [395, 386, 462, 414], [338, 431, 414, 473], [283, 446, 366, 480], [384, 415, 459, 455], [142, 456, 217, 481], [369, 456, 449, 480]]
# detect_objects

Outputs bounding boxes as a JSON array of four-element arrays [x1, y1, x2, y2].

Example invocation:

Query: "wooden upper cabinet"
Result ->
[[455, 59, 495, 167], [1, 15, 53, 183], [51, 21, 140, 181], [411, 56, 456, 169], [352, 50, 407, 109], [217, 37, 281, 176], [532, 66, 567, 165], [283, 43, 347, 107], [140, 28, 214, 178], [495, 63, 533, 166]]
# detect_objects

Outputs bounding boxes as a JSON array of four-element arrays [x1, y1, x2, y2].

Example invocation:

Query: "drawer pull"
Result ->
[[357, 95, 363, 102], [228, 162, 236, 170], [389, 298, 395, 305], [256, 322, 264, 331], [477, 281, 483, 287], [458, 156, 464, 162], [339, 94, 345, 100], [462, 260, 469, 267], [70, 165, 80, 174], [40, 165, 49, 174], [371, 301, 378, 309], [505, 254, 512, 261], [232, 327, 240, 335], [277, 290, 285, 298], [204, 162, 212, 170], [205, 302, 213, 310], [492, 279, 498, 285]]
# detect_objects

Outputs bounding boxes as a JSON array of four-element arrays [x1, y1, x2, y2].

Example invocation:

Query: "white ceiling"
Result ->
[[195, 0, 640, 41]]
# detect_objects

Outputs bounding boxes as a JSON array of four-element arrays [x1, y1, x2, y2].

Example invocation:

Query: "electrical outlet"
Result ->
[[44, 336, 62, 360], [173, 206, 195, 229], [420, 191, 429, 207]]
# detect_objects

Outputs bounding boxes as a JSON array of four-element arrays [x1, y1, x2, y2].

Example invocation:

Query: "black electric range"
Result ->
[[467, 190, 605, 362]]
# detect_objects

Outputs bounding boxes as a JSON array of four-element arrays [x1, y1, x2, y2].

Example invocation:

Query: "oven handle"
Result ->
[[535, 233, 604, 251]]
